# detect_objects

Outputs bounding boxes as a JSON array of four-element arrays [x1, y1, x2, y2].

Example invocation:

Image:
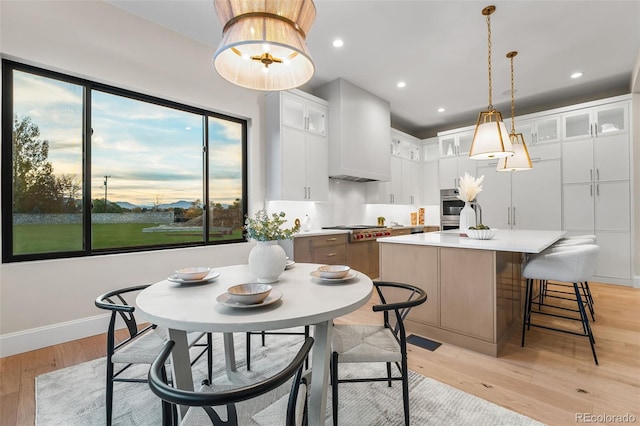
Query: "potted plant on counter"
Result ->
[[245, 210, 299, 283]]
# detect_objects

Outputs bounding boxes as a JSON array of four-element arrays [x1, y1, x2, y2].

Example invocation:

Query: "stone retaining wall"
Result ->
[[13, 212, 174, 225]]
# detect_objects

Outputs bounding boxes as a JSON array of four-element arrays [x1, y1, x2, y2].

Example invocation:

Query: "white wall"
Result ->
[[0, 1, 265, 356]]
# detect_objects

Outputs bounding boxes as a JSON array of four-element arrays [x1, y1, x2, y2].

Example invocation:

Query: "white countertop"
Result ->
[[293, 229, 350, 238], [377, 229, 565, 253]]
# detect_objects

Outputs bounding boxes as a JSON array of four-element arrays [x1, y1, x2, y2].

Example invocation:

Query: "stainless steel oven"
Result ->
[[440, 188, 465, 230]]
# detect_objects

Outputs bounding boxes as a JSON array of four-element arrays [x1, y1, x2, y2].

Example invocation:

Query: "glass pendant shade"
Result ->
[[496, 132, 532, 171], [469, 110, 514, 159], [213, 0, 316, 91]]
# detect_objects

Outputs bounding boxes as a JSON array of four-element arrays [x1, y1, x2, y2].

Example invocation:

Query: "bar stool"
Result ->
[[522, 244, 600, 364], [542, 236, 597, 318]]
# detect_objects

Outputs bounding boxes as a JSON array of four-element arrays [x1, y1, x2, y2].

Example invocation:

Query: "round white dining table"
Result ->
[[136, 262, 373, 425]]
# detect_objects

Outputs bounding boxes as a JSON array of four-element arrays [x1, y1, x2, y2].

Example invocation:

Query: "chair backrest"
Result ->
[[373, 281, 428, 347], [148, 337, 314, 426], [95, 285, 153, 355]]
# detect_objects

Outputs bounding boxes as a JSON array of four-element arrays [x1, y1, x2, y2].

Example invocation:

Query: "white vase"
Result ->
[[248, 240, 287, 283], [459, 202, 476, 235]]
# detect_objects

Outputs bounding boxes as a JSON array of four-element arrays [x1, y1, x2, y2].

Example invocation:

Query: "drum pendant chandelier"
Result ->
[[213, 0, 316, 91], [497, 51, 533, 172], [469, 5, 514, 160]]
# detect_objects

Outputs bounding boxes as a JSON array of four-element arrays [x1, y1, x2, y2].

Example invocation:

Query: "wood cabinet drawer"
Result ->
[[313, 244, 347, 264], [308, 233, 348, 247], [293, 233, 348, 264]]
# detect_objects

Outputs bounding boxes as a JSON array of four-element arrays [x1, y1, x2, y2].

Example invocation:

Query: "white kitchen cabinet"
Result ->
[[476, 159, 561, 230], [403, 158, 421, 205], [367, 129, 422, 205], [438, 130, 476, 189], [266, 90, 329, 201], [561, 99, 631, 281], [422, 137, 439, 205], [563, 102, 628, 141], [515, 115, 561, 146]]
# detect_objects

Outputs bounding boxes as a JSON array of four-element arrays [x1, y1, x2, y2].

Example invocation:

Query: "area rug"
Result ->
[[36, 332, 543, 425]]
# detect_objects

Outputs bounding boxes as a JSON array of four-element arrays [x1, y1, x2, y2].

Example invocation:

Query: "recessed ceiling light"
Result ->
[[332, 39, 344, 48], [437, 108, 445, 113], [397, 81, 406, 88], [571, 71, 584, 79]]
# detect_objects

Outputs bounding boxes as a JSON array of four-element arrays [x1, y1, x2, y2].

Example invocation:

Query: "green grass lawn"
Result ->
[[12, 223, 243, 255]]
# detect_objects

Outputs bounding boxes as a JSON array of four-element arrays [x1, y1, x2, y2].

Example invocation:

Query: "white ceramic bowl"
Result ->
[[317, 265, 351, 279], [227, 283, 272, 305], [174, 267, 211, 281], [466, 228, 498, 240]]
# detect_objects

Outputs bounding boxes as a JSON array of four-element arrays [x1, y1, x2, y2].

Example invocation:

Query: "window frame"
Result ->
[[2, 59, 248, 263]]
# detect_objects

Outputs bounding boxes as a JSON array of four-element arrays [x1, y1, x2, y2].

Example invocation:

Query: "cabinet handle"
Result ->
[[590, 184, 593, 196], [326, 237, 337, 241], [507, 207, 511, 225], [308, 186, 311, 199], [326, 253, 336, 257], [512, 207, 516, 226], [594, 122, 598, 137], [535, 132, 538, 144], [590, 123, 593, 137], [596, 169, 599, 182], [530, 157, 542, 163], [596, 184, 599, 196], [590, 169, 593, 182]]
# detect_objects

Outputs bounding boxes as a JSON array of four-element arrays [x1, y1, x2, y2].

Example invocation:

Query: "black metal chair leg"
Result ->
[[261, 330, 266, 346], [106, 359, 114, 426], [206, 333, 213, 383], [246, 332, 252, 371], [574, 283, 598, 365], [386, 362, 392, 387], [401, 357, 410, 426], [522, 278, 532, 347], [331, 352, 339, 426]]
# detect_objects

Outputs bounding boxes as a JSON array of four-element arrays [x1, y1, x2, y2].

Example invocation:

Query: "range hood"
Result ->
[[314, 78, 391, 182]]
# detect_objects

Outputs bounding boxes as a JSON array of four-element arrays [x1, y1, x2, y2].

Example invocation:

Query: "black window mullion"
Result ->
[[84, 87, 92, 254], [1, 63, 15, 262], [203, 115, 210, 242]]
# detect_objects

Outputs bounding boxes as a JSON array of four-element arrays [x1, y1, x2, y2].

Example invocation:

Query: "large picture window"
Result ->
[[2, 60, 247, 262]]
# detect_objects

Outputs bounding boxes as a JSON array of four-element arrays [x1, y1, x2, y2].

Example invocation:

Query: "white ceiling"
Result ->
[[106, 0, 640, 138]]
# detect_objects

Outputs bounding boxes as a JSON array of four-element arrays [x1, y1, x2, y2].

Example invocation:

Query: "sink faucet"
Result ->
[[469, 202, 483, 226]]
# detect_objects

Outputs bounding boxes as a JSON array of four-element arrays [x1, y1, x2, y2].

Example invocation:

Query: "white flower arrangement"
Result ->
[[457, 173, 484, 202]]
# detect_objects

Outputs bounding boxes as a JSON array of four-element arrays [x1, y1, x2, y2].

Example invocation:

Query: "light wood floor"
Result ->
[[1, 282, 638, 426]]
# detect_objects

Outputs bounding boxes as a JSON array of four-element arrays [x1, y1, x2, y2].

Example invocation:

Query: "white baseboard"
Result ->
[[634, 275, 640, 289], [0, 314, 111, 358]]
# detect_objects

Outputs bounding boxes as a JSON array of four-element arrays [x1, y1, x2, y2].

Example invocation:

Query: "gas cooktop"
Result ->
[[322, 225, 386, 230]]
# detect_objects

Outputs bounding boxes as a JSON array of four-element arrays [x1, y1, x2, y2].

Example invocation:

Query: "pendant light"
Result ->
[[213, 0, 316, 91], [497, 51, 533, 172], [469, 5, 514, 160]]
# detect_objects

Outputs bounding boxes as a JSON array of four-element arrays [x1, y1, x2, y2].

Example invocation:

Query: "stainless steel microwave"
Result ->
[[440, 188, 480, 230]]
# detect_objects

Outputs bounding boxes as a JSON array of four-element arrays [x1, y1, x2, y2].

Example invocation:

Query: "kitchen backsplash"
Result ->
[[267, 179, 439, 229]]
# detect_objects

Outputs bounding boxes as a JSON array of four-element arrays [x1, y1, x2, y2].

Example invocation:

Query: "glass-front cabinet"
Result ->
[[282, 91, 327, 136], [515, 115, 561, 146], [563, 102, 627, 141], [439, 130, 474, 157]]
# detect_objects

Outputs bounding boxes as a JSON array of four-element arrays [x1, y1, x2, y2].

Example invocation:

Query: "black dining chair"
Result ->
[[148, 337, 314, 426], [95, 285, 214, 426], [330, 281, 428, 426]]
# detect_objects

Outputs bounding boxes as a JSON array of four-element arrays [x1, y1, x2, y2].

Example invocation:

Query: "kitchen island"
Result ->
[[378, 229, 564, 356]]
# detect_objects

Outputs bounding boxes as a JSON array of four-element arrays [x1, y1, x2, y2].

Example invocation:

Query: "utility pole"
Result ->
[[103, 175, 111, 212]]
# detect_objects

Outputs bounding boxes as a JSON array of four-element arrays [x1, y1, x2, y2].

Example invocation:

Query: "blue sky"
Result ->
[[13, 70, 242, 206]]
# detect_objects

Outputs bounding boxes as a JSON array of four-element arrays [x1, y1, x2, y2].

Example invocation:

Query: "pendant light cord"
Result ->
[[510, 54, 515, 134], [486, 12, 493, 110]]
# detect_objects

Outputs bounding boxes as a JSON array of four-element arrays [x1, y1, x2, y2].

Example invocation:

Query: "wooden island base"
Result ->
[[379, 243, 524, 357]]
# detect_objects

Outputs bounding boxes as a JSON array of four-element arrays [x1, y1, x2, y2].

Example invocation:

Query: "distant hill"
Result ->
[[114, 201, 138, 210]]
